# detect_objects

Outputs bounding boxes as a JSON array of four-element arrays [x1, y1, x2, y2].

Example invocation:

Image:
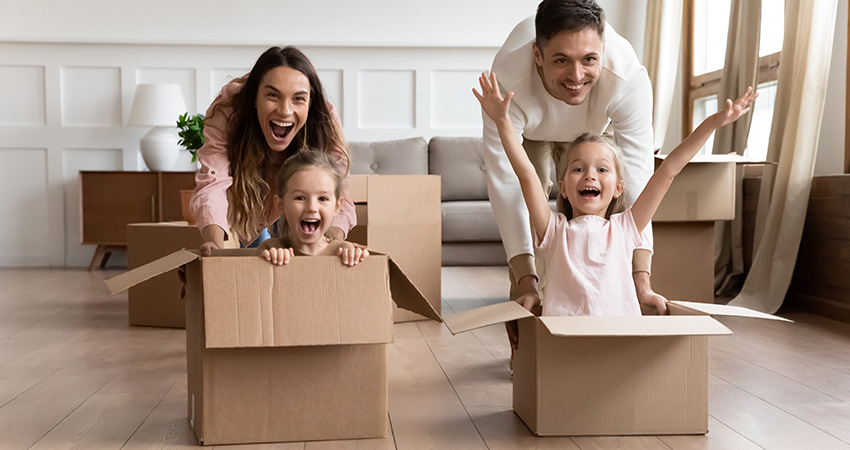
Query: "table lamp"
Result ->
[[128, 84, 188, 171]]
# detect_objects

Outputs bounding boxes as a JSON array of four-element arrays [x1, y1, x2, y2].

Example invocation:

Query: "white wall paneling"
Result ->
[[0, 66, 46, 126], [60, 67, 122, 127], [0, 148, 50, 266], [431, 70, 484, 129], [317, 69, 344, 123], [358, 70, 417, 129]]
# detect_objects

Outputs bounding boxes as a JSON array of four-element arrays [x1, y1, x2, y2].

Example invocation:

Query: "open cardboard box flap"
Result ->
[[443, 299, 789, 335], [106, 248, 440, 347]]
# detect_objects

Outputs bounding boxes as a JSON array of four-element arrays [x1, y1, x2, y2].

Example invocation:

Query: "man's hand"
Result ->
[[506, 275, 540, 350]]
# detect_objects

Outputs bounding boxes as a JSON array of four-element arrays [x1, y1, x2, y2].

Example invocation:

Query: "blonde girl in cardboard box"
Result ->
[[258, 150, 368, 266], [474, 71, 756, 317]]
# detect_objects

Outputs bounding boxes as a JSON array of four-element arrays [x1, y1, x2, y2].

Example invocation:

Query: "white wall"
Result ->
[[0, 0, 539, 47]]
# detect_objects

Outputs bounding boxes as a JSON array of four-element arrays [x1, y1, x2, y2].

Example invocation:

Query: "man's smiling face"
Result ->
[[533, 27, 604, 106]]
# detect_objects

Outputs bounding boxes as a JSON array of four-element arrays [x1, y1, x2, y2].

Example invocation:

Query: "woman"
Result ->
[[190, 46, 355, 255]]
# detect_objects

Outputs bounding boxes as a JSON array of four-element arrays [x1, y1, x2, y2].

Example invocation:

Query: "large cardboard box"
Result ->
[[107, 249, 439, 446], [651, 154, 757, 303], [349, 174, 441, 322], [127, 222, 205, 328], [444, 300, 789, 436]]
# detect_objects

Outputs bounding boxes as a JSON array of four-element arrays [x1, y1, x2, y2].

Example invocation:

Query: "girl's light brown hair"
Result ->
[[274, 149, 343, 244], [210, 46, 348, 242], [554, 132, 626, 219]]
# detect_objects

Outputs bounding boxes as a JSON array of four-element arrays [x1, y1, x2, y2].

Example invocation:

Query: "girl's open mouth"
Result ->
[[301, 219, 320, 235], [580, 188, 600, 198]]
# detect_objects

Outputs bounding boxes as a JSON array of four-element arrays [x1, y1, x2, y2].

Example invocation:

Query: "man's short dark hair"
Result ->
[[535, 0, 605, 47]]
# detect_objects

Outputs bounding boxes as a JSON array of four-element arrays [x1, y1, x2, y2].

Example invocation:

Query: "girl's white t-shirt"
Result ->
[[536, 209, 643, 317]]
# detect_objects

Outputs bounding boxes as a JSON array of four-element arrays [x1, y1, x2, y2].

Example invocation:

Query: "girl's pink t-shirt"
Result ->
[[189, 77, 355, 245], [536, 209, 643, 317]]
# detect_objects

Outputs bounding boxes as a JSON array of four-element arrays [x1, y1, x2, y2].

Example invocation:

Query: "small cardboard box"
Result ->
[[652, 154, 740, 222], [127, 222, 205, 328], [106, 249, 439, 446], [444, 300, 789, 436], [349, 174, 441, 322]]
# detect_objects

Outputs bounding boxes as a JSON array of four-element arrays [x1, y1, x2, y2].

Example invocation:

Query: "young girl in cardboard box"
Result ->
[[259, 150, 368, 267], [474, 72, 756, 320]]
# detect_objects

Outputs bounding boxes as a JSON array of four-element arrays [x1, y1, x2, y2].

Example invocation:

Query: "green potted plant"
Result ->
[[176, 112, 204, 224], [176, 112, 205, 163]]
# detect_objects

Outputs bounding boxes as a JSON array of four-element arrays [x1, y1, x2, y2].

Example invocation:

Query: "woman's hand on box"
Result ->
[[262, 247, 294, 265], [338, 244, 369, 267]]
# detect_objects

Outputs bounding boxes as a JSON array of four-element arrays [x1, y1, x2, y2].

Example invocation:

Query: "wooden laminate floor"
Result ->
[[1, 267, 849, 449]]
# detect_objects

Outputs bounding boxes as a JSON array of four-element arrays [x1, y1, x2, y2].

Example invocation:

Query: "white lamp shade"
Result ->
[[127, 84, 188, 126]]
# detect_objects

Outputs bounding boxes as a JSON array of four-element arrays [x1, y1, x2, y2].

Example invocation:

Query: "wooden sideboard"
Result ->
[[80, 171, 196, 270]]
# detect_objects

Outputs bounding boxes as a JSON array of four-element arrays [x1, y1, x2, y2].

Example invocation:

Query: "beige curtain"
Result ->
[[643, 0, 683, 151], [730, 0, 839, 313], [713, 0, 761, 296]]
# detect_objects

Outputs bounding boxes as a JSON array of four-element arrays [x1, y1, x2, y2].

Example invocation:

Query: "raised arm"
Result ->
[[473, 72, 551, 242], [631, 87, 758, 231]]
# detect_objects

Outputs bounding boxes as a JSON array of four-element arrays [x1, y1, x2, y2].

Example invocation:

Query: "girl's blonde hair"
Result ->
[[554, 132, 627, 219], [210, 46, 349, 242], [274, 149, 343, 244]]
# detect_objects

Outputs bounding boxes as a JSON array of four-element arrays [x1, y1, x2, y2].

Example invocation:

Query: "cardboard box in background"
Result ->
[[127, 222, 205, 328], [349, 174, 441, 322], [652, 154, 737, 222], [106, 249, 439, 446], [651, 222, 715, 303], [650, 154, 759, 303], [443, 300, 790, 436]]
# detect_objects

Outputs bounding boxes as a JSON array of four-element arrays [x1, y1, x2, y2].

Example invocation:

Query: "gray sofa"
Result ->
[[348, 137, 507, 266]]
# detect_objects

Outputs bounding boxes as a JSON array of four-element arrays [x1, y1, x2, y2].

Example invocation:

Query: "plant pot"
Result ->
[[180, 189, 196, 225]]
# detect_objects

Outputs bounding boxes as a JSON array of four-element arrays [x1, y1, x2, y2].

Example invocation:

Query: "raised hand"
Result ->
[[473, 72, 514, 123], [713, 86, 759, 128]]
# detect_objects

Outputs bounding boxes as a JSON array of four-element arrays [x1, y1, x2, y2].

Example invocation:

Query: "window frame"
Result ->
[[682, 0, 782, 141]]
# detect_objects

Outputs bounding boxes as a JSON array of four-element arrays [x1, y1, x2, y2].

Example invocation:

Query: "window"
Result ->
[[683, 0, 784, 159]]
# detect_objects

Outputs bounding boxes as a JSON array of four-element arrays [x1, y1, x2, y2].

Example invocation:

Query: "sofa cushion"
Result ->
[[348, 137, 429, 175], [430, 136, 558, 201], [429, 137, 489, 201], [442, 201, 501, 242]]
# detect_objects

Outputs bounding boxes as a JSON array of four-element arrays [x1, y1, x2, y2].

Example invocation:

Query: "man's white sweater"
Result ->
[[483, 16, 655, 261]]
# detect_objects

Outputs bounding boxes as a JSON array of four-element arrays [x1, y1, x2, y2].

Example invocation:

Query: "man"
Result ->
[[482, 0, 667, 332]]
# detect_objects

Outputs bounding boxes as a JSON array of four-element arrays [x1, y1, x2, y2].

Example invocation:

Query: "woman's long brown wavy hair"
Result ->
[[211, 46, 347, 242]]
